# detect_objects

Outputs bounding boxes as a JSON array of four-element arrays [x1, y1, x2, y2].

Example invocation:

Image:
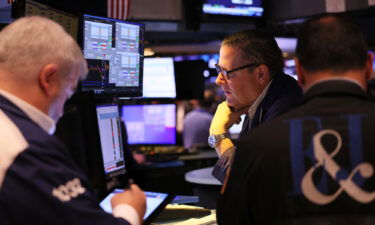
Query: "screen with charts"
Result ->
[[96, 105, 125, 176], [122, 104, 176, 145], [143, 57, 176, 98], [203, 0, 263, 17], [83, 14, 145, 97]]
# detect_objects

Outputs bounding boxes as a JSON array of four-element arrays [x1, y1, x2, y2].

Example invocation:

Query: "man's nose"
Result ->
[[215, 73, 226, 86]]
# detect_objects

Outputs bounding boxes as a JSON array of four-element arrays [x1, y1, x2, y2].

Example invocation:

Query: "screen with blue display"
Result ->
[[122, 104, 176, 145], [99, 189, 170, 220], [203, 0, 263, 17]]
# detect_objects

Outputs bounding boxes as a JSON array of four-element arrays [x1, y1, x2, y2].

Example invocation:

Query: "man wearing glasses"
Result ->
[[209, 30, 302, 183]]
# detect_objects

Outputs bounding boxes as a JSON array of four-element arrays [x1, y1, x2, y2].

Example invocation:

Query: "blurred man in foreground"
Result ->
[[0, 16, 145, 225]]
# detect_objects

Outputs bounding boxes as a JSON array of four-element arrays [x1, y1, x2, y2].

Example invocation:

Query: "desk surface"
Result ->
[[185, 167, 221, 185]]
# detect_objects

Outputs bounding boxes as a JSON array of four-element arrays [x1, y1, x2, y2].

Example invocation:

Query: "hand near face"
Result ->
[[210, 101, 249, 135]]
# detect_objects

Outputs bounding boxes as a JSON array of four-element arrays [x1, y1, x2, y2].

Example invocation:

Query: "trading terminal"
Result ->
[[1, 0, 375, 224]]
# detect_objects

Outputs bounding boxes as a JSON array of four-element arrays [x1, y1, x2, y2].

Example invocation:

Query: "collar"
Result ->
[[304, 77, 365, 93], [248, 80, 273, 119], [0, 90, 56, 135], [303, 79, 369, 103]]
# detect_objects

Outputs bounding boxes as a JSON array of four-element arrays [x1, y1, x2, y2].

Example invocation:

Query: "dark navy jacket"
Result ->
[[0, 95, 130, 225], [240, 73, 303, 136], [218, 80, 375, 225], [212, 74, 302, 182]]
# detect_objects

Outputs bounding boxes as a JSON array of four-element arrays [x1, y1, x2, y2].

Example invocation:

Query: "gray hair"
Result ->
[[0, 16, 87, 83]]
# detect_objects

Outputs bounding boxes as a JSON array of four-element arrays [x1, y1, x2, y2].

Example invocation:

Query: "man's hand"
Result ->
[[209, 101, 248, 135], [111, 184, 146, 224]]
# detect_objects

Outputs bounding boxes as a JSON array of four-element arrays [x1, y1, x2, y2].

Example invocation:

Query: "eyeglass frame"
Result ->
[[215, 63, 259, 80]]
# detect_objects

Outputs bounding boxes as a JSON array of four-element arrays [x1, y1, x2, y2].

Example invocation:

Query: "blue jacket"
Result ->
[[240, 73, 303, 136], [0, 95, 130, 225]]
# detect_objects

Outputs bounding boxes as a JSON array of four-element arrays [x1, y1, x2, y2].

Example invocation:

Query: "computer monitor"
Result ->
[[202, 0, 264, 17], [143, 57, 176, 98], [96, 105, 126, 177], [82, 14, 145, 97], [122, 104, 176, 145]]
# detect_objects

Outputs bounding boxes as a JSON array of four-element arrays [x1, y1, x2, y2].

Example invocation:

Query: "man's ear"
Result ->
[[295, 58, 305, 86], [39, 64, 58, 97], [256, 65, 270, 85], [365, 52, 374, 81]]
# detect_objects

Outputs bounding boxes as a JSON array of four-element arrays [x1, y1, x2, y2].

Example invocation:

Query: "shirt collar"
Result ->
[[248, 80, 273, 119], [0, 90, 56, 135]]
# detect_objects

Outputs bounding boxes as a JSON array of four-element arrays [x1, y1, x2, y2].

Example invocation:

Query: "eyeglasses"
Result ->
[[215, 63, 259, 80]]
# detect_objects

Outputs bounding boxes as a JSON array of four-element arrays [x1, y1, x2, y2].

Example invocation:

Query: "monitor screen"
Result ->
[[82, 14, 145, 97], [100, 189, 173, 224], [96, 105, 126, 176], [24, 0, 79, 40], [122, 104, 176, 145], [203, 0, 263, 17], [143, 57, 176, 98]]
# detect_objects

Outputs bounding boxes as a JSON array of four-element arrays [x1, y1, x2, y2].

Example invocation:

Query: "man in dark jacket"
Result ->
[[0, 16, 145, 225], [209, 30, 302, 182], [217, 13, 375, 225]]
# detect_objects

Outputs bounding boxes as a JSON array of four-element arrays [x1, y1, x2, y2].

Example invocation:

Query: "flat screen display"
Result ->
[[82, 14, 144, 97], [100, 189, 173, 225], [122, 104, 176, 145], [203, 0, 263, 17], [96, 105, 125, 176], [143, 57, 176, 98]]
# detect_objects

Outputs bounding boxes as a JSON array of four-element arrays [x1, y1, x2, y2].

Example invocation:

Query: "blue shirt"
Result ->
[[183, 108, 213, 149]]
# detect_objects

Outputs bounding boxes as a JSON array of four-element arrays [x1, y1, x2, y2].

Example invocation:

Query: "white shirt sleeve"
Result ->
[[112, 204, 140, 225]]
